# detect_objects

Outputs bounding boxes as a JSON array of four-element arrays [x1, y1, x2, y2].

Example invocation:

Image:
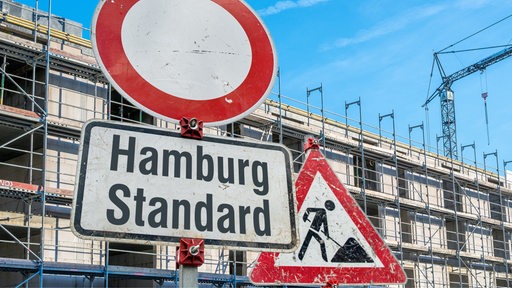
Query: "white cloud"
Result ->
[[322, 4, 446, 50], [454, 0, 491, 9], [258, 0, 329, 16]]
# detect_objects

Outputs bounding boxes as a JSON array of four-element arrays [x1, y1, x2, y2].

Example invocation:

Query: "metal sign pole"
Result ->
[[177, 124, 204, 288], [178, 265, 198, 288], [177, 238, 204, 288]]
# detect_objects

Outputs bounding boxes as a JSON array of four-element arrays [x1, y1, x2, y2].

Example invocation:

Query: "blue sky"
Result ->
[[15, 0, 512, 172]]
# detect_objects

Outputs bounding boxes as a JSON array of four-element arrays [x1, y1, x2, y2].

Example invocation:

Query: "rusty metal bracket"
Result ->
[[177, 238, 205, 267], [180, 117, 203, 139], [303, 137, 320, 152]]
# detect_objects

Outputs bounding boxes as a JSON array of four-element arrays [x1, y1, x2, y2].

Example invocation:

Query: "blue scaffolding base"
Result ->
[[0, 257, 286, 287]]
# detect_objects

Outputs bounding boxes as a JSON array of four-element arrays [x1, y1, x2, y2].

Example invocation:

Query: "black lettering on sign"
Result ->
[[108, 135, 273, 196], [106, 184, 130, 225], [148, 197, 168, 228], [254, 200, 270, 236], [172, 199, 191, 230], [195, 194, 213, 232], [139, 147, 158, 175], [134, 188, 146, 227], [197, 146, 214, 182], [110, 135, 135, 172], [163, 150, 192, 179], [218, 204, 236, 234], [105, 185, 272, 236], [218, 157, 235, 184], [252, 161, 269, 195]]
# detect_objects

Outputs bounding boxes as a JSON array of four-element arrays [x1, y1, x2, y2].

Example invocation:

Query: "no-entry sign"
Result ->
[[92, 0, 277, 125], [71, 121, 297, 251]]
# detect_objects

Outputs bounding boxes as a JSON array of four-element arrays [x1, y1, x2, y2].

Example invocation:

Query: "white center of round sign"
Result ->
[[122, 0, 252, 101]]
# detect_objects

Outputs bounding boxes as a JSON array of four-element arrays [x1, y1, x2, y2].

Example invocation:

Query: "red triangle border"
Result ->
[[250, 149, 406, 285]]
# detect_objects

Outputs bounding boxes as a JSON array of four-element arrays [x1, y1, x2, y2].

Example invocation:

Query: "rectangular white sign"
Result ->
[[72, 121, 297, 251]]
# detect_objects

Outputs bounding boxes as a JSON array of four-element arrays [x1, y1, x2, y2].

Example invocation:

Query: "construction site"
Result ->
[[0, 0, 511, 287]]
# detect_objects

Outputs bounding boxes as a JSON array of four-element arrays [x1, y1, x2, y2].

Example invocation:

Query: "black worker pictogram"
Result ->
[[298, 200, 335, 261], [298, 199, 374, 263]]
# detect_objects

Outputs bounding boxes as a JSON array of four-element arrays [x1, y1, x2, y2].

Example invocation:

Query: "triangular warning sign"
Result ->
[[250, 148, 406, 286]]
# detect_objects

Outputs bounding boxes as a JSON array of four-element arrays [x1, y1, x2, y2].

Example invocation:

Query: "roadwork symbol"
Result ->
[[249, 148, 406, 286], [297, 199, 374, 264], [279, 173, 378, 267], [298, 200, 335, 262]]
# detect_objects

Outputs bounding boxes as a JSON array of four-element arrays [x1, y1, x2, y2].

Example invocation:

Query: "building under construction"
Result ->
[[0, 1, 511, 287]]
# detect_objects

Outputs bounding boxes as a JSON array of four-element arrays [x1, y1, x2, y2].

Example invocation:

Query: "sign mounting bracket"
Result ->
[[304, 137, 320, 152], [180, 117, 203, 139]]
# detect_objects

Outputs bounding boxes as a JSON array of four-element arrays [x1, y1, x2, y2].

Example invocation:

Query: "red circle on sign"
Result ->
[[92, 0, 277, 125]]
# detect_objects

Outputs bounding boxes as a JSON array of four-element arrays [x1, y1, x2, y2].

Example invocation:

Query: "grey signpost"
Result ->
[[80, 1, 290, 286]]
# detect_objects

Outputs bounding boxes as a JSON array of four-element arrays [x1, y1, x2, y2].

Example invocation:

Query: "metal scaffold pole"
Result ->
[[379, 110, 404, 266], [461, 142, 489, 285], [39, 1, 52, 286], [346, 98, 365, 213], [34, 0, 39, 42], [105, 241, 109, 287], [484, 151, 509, 285], [446, 132, 464, 287], [0, 55, 5, 106], [307, 84, 324, 151], [278, 68, 283, 144], [410, 122, 436, 284], [420, 123, 436, 284]]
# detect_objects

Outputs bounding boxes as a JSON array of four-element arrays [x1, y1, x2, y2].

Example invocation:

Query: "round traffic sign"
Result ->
[[92, 0, 277, 126]]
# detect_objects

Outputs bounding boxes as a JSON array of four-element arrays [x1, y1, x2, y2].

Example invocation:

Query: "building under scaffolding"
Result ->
[[0, 1, 511, 287]]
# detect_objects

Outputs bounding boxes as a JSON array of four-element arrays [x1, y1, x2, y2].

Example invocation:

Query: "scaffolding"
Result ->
[[0, 1, 511, 287]]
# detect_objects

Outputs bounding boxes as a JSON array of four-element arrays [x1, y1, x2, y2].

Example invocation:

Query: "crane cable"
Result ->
[[424, 58, 436, 147], [480, 70, 490, 145], [438, 13, 512, 53]]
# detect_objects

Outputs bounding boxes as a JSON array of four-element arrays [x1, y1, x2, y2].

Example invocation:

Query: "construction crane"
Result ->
[[423, 45, 512, 159]]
